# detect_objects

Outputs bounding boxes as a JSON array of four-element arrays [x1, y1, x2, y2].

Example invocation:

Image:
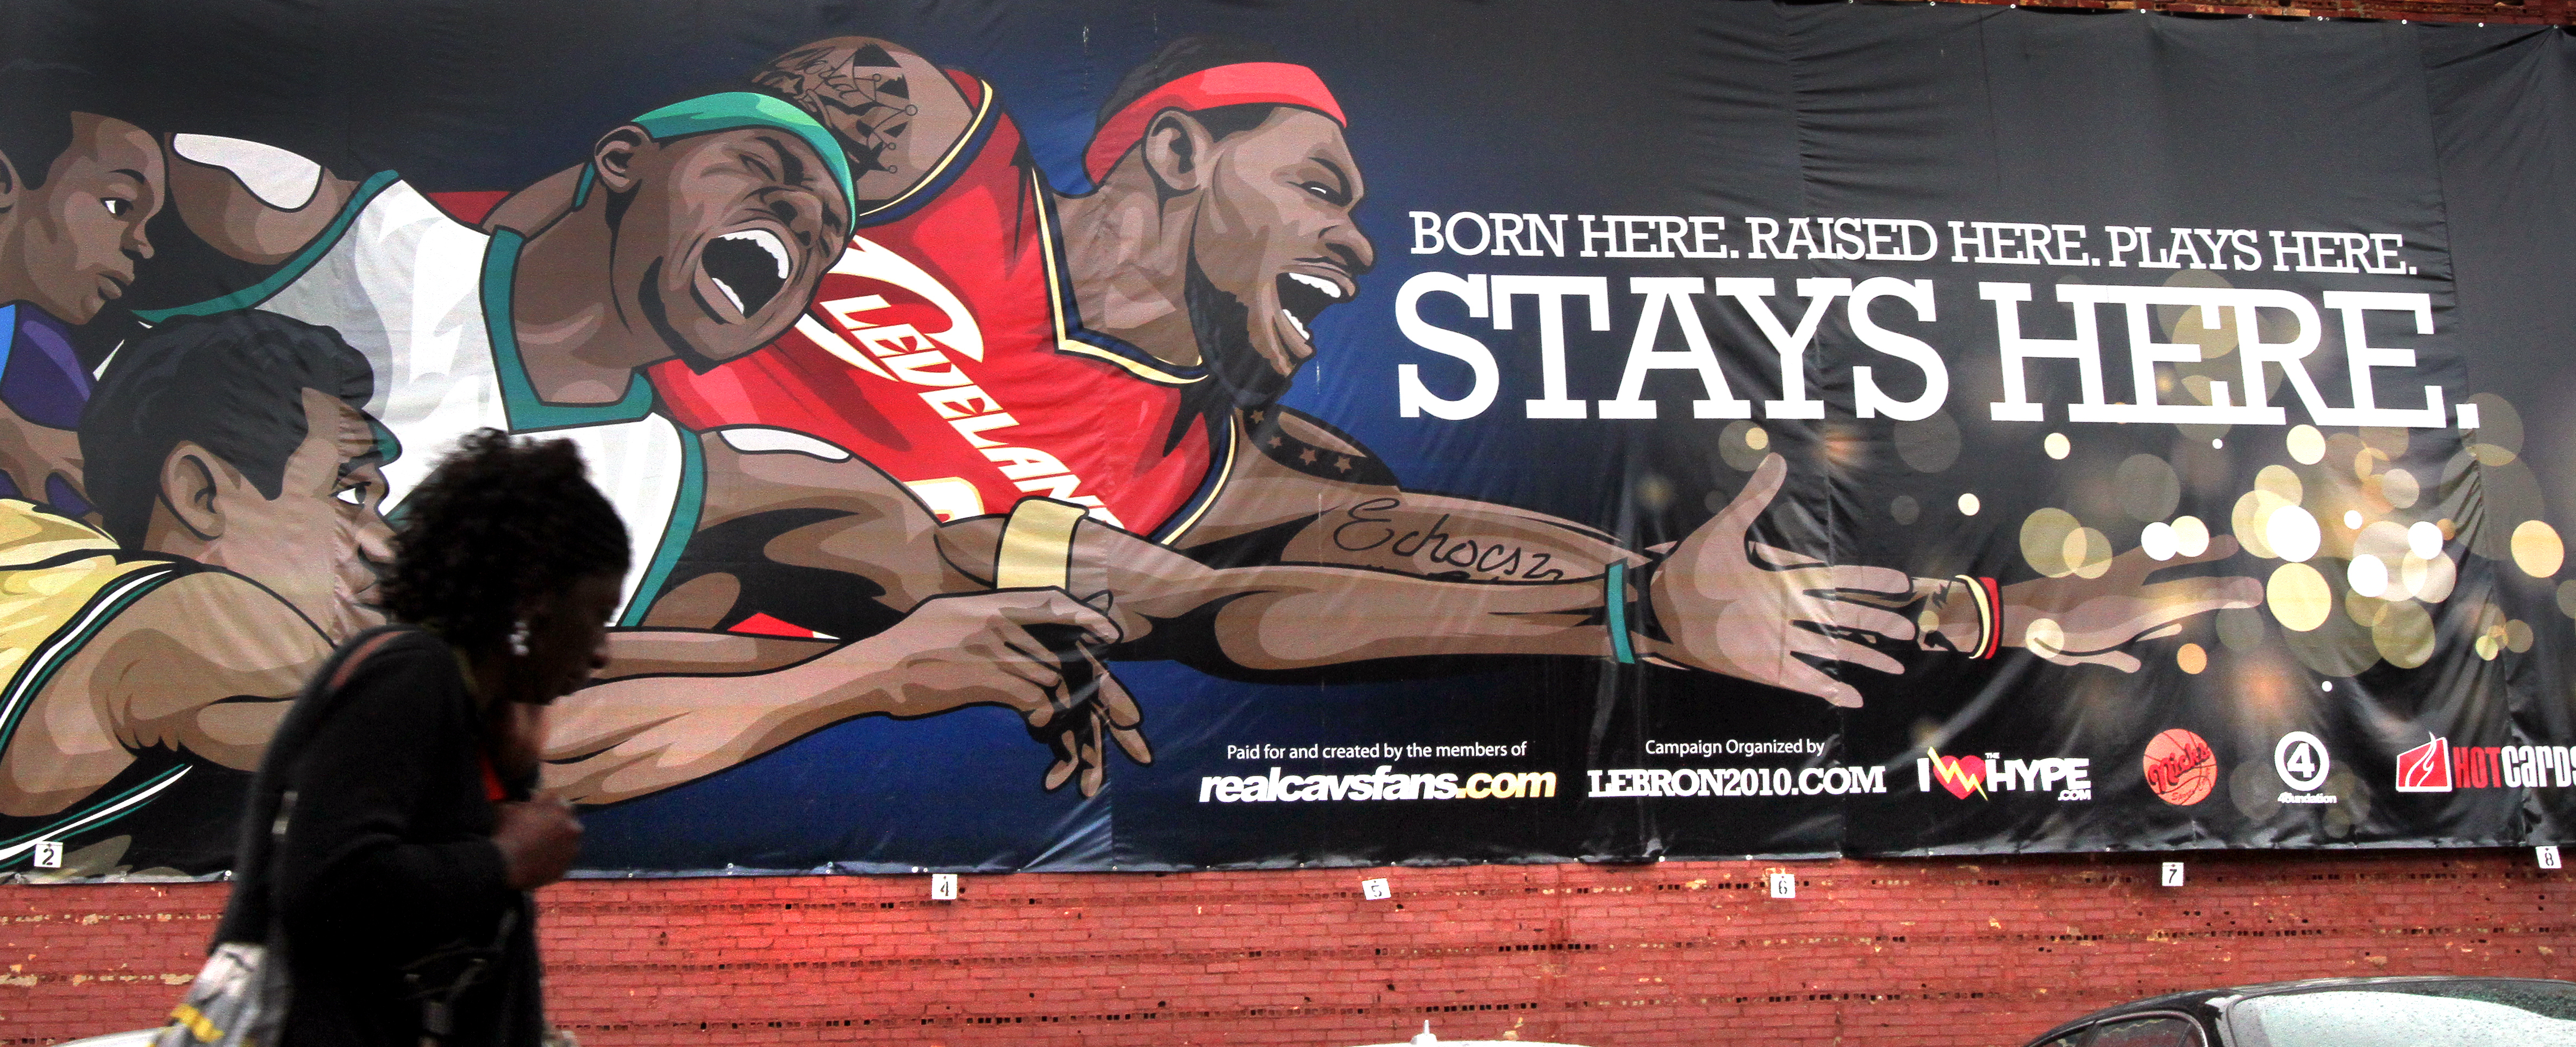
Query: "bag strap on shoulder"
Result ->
[[327, 628, 407, 694]]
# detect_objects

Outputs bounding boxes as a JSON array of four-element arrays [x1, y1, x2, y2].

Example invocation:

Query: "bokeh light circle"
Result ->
[[2114, 454, 2181, 522], [2024, 618, 2066, 659], [2379, 468, 2421, 509], [2400, 552, 2456, 604], [2022, 508, 2081, 577], [2141, 521, 2178, 562], [2234, 490, 2289, 558], [2171, 516, 2210, 557], [2267, 562, 2333, 632], [2511, 520, 2564, 577], [2408, 521, 2444, 559], [1893, 414, 1961, 473], [2063, 527, 2113, 579], [2267, 506, 2322, 563], [2286, 425, 2325, 465], [2255, 464, 2304, 504], [2372, 600, 2436, 669]]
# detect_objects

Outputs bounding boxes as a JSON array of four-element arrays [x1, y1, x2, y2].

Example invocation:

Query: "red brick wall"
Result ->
[[6, 849, 2567, 1046]]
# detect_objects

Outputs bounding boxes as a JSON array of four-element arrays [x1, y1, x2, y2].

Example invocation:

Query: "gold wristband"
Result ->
[[1954, 574, 2000, 659], [993, 497, 1088, 590]]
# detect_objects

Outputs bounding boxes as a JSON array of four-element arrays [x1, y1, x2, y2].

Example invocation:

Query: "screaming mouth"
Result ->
[[1276, 272, 1345, 342], [704, 229, 791, 317]]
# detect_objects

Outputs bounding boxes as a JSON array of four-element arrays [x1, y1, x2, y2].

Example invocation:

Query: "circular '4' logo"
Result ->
[[2275, 731, 2330, 793]]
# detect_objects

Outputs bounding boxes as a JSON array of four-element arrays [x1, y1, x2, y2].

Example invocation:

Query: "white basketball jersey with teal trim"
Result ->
[[139, 176, 696, 623]]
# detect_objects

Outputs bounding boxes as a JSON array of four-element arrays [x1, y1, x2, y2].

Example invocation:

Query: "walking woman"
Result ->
[[217, 428, 624, 1046]]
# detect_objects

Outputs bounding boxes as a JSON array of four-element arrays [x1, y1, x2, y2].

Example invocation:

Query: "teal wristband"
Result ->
[[1606, 562, 1636, 665]]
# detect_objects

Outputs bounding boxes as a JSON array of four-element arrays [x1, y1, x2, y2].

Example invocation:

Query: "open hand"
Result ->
[[1643, 454, 1918, 707]]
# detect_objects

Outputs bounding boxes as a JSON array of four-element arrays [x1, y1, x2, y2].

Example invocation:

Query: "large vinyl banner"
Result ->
[[4, 0, 2573, 877]]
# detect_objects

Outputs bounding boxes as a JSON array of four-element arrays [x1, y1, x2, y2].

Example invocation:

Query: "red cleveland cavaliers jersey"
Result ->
[[651, 72, 1232, 540]]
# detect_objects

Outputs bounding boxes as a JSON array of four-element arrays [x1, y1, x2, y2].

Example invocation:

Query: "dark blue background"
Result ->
[[26, 1, 2574, 868]]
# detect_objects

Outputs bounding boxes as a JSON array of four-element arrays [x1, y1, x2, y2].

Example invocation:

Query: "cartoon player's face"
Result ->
[[3, 114, 162, 325], [202, 387, 392, 637], [604, 127, 849, 368], [1189, 108, 1373, 406]]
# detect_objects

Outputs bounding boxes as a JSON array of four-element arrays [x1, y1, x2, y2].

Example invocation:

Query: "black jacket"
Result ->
[[216, 625, 543, 1047]]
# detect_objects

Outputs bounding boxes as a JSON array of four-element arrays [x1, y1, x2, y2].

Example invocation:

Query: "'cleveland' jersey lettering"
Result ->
[[654, 72, 1225, 538]]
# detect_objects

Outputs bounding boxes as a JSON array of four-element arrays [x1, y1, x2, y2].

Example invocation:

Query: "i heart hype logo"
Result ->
[[1913, 748, 2094, 801], [1926, 749, 1989, 799]]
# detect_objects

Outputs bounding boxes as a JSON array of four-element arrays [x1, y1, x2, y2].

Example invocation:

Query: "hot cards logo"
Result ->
[[2396, 734, 2452, 792], [2394, 734, 2576, 792], [1916, 749, 2091, 801]]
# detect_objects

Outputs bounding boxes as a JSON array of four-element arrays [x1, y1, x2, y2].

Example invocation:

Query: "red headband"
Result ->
[[1083, 62, 1347, 184]]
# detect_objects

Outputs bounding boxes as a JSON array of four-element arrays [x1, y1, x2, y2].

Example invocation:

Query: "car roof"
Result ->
[[52, 1031, 159, 1047], [2023, 975, 2576, 1044]]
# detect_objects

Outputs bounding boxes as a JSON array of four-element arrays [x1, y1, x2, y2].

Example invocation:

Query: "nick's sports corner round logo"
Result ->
[[2143, 729, 2218, 806]]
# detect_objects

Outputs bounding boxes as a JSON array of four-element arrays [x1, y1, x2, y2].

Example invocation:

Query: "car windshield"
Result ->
[[2227, 982, 2576, 1047]]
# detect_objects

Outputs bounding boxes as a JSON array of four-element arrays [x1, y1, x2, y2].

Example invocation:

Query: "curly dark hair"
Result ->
[[378, 429, 631, 650]]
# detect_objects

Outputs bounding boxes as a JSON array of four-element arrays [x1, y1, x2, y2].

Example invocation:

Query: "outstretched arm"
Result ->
[[1173, 408, 1636, 581], [683, 431, 1631, 663], [544, 589, 1131, 806], [1865, 539, 2264, 676], [1183, 418, 2264, 687], [4, 572, 332, 819], [682, 433, 1905, 702]]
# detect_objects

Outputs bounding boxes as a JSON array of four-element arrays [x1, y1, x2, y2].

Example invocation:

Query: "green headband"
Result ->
[[576, 91, 855, 234]]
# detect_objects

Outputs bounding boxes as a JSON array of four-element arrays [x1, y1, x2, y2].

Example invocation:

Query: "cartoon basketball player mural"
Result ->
[[110, 86, 1941, 812], [0, 64, 161, 519], [0, 311, 390, 875], [49, 38, 2256, 860], [7, 2, 2565, 877], [643, 35, 2261, 695], [118, 94, 1162, 798], [0, 308, 1123, 874]]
